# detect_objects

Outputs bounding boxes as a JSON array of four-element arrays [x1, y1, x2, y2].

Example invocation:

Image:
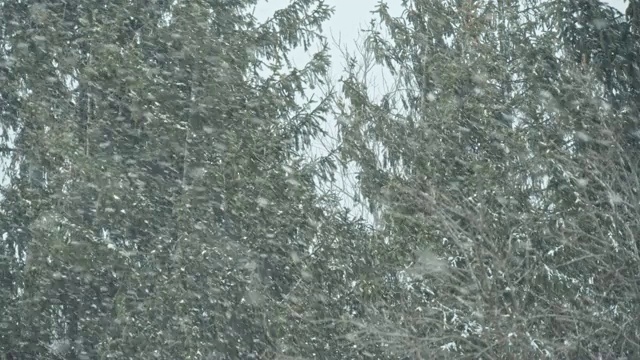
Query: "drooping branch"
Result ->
[[0, 146, 16, 153]]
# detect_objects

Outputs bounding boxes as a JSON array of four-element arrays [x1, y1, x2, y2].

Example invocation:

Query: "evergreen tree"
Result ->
[[0, 0, 369, 358]]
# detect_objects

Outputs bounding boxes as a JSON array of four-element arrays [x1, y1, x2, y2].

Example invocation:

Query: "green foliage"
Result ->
[[0, 0, 375, 358], [336, 0, 640, 358], [4, 0, 640, 358]]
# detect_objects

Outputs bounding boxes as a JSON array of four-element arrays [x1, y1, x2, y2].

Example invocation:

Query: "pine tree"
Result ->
[[0, 0, 368, 358]]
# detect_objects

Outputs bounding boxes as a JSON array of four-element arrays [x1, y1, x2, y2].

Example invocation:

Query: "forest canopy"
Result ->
[[1, 0, 639, 359]]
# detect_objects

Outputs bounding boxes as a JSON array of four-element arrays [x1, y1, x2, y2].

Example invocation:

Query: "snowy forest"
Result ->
[[1, 0, 640, 358]]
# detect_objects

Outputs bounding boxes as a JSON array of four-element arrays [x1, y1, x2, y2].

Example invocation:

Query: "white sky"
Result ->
[[609, 0, 627, 12]]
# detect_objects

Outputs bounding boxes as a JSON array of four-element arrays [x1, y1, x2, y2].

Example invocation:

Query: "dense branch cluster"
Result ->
[[1, 0, 639, 359]]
